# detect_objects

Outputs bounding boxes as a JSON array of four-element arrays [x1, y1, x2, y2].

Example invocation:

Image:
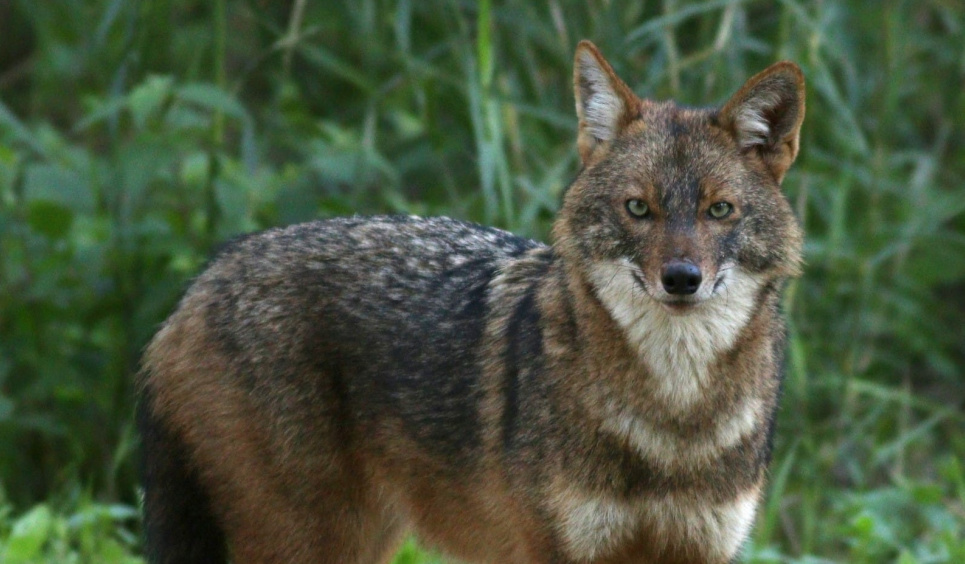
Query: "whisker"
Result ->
[[600, 266, 622, 294]]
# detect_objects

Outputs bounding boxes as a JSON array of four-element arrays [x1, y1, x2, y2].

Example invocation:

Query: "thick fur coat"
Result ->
[[138, 40, 805, 564]]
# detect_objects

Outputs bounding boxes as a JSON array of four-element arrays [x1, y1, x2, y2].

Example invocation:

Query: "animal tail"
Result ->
[[138, 386, 227, 563]]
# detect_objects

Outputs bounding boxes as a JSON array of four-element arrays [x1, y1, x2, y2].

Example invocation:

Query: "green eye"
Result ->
[[626, 199, 650, 218], [709, 202, 733, 219]]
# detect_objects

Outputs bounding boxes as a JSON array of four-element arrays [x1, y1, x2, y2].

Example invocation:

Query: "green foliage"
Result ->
[[0, 0, 963, 562], [0, 495, 142, 563], [392, 539, 446, 564]]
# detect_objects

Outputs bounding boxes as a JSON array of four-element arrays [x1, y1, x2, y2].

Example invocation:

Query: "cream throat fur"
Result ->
[[590, 257, 765, 410]]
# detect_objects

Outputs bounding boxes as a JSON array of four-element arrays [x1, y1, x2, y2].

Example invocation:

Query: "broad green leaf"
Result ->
[[23, 163, 94, 213], [3, 504, 53, 563], [176, 83, 247, 121], [896, 550, 918, 564], [27, 201, 74, 239], [180, 152, 210, 187], [128, 75, 174, 130]]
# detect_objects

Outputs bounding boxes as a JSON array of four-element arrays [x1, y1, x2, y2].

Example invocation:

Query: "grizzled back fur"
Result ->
[[138, 41, 805, 564]]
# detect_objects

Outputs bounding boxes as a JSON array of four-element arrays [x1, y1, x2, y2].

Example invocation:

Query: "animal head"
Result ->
[[555, 40, 805, 319]]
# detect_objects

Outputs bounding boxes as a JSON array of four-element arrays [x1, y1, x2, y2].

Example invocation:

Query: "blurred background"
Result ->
[[0, 1, 963, 562]]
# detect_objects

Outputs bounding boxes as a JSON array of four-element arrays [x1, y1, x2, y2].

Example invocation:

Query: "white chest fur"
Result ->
[[590, 258, 763, 410], [553, 486, 760, 562], [599, 394, 764, 469], [559, 259, 765, 561]]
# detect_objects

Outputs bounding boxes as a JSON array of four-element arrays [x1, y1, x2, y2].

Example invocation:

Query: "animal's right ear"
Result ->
[[573, 40, 639, 164]]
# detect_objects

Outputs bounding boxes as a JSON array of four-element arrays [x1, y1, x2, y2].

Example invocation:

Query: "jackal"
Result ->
[[138, 40, 805, 563]]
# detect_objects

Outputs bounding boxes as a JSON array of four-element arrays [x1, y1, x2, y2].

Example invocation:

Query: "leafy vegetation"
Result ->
[[1, 0, 963, 562]]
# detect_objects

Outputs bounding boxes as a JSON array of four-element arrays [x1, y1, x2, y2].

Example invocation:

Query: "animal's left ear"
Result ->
[[720, 61, 805, 183]]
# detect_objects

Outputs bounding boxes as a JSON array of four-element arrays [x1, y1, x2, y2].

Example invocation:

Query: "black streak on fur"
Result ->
[[138, 387, 227, 564], [764, 300, 789, 466], [501, 283, 543, 452], [384, 261, 498, 464]]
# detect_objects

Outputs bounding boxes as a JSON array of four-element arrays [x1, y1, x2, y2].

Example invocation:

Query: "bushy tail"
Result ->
[[138, 387, 227, 564]]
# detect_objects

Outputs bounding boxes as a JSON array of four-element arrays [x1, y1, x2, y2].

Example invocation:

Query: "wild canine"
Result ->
[[138, 40, 805, 564]]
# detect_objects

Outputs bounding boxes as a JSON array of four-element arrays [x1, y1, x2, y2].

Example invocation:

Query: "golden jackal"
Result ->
[[138, 40, 805, 563]]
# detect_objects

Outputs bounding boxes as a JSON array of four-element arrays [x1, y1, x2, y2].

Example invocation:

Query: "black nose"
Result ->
[[661, 261, 702, 295]]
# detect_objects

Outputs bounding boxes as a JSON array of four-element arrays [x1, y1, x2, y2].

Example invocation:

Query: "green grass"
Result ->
[[1, 0, 964, 562]]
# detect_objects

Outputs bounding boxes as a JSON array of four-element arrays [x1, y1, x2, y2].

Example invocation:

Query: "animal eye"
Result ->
[[708, 202, 733, 219], [626, 199, 650, 218]]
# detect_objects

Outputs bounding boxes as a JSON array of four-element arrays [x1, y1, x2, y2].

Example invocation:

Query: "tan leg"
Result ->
[[215, 476, 408, 564]]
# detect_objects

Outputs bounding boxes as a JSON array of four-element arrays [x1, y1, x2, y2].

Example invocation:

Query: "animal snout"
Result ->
[[661, 261, 702, 295]]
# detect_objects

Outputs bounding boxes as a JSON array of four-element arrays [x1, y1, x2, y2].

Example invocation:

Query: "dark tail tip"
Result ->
[[138, 387, 227, 564]]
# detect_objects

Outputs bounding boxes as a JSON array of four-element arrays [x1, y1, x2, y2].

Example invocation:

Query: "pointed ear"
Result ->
[[573, 40, 639, 163], [720, 61, 805, 183]]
